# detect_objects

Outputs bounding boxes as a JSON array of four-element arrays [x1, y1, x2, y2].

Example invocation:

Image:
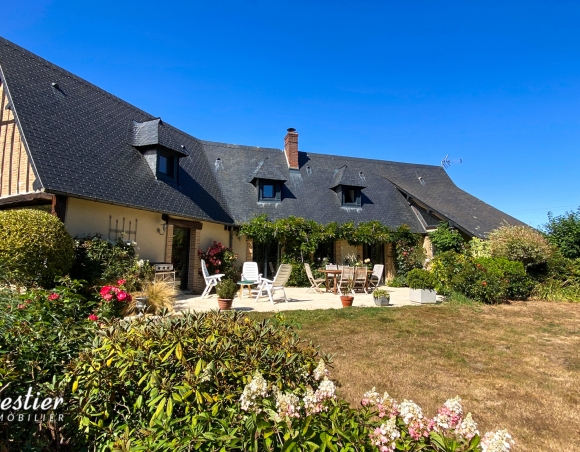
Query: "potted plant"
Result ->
[[372, 288, 391, 306], [406, 269, 437, 304], [215, 279, 238, 310], [340, 278, 356, 307]]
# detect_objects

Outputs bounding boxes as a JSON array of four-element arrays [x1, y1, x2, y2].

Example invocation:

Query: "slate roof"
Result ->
[[0, 37, 231, 224], [0, 36, 525, 237]]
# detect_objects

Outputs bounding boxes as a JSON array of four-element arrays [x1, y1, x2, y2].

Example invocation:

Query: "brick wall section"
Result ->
[[246, 238, 253, 262], [191, 229, 203, 293], [385, 243, 396, 281], [0, 82, 36, 198], [284, 129, 299, 169], [164, 224, 174, 263]]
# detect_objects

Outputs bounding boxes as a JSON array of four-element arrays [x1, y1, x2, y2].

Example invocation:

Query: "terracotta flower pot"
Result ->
[[340, 295, 354, 307], [217, 298, 233, 310]]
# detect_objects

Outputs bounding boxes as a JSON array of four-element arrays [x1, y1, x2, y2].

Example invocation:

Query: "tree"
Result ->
[[428, 222, 465, 255], [542, 207, 580, 259]]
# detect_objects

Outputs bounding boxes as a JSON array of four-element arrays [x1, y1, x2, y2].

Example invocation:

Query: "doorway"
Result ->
[[253, 241, 280, 279], [171, 227, 190, 290]]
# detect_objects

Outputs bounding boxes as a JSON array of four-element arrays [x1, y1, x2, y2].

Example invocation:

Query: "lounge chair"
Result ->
[[200, 259, 225, 298], [368, 264, 384, 291], [255, 264, 293, 304], [305, 263, 325, 293]]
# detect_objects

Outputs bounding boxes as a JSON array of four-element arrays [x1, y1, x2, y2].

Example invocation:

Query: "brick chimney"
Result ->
[[284, 128, 299, 169]]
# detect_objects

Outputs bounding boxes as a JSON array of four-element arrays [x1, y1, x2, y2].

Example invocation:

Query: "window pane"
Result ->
[[344, 189, 355, 204], [263, 184, 274, 198], [159, 155, 168, 174]]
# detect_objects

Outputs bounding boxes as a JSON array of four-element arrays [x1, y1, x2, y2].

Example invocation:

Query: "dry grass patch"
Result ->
[[250, 301, 580, 451]]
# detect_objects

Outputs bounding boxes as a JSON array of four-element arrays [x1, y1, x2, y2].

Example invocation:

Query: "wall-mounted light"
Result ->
[[157, 223, 167, 235]]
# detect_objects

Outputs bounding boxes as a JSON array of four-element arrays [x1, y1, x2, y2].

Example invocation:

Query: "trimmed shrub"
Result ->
[[474, 257, 534, 300], [406, 268, 437, 290], [430, 251, 468, 295], [0, 209, 74, 287], [487, 224, 552, 267], [429, 222, 465, 255]]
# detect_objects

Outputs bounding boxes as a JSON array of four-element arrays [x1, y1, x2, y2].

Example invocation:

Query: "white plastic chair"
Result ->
[[255, 264, 293, 304], [368, 264, 384, 290], [305, 263, 325, 294], [200, 259, 225, 298], [241, 262, 262, 284]]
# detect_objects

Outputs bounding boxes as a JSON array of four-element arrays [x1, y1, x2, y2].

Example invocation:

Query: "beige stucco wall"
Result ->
[[334, 240, 359, 265], [65, 198, 166, 263]]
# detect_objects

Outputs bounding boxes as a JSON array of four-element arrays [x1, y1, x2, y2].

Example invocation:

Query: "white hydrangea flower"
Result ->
[[275, 389, 300, 419], [240, 371, 269, 412], [455, 412, 479, 440], [434, 396, 464, 430], [313, 359, 329, 380], [315, 377, 336, 401], [362, 387, 381, 406], [369, 417, 400, 452], [481, 430, 515, 452], [399, 400, 424, 425]]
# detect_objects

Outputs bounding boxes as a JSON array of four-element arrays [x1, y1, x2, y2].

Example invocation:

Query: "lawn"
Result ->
[[250, 301, 580, 451]]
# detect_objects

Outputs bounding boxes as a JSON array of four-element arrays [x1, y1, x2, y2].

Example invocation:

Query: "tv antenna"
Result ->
[[441, 154, 462, 169]]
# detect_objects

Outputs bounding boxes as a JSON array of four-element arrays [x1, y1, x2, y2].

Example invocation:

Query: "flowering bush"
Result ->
[[394, 226, 426, 280], [95, 279, 132, 318], [487, 225, 552, 267], [198, 240, 238, 279]]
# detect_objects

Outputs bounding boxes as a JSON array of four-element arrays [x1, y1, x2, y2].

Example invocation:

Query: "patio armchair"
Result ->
[[255, 264, 293, 304], [338, 266, 355, 295], [353, 266, 369, 294], [304, 263, 325, 294], [200, 259, 225, 298], [368, 264, 384, 291]]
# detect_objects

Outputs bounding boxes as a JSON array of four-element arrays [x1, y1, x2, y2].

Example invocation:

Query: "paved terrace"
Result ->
[[173, 287, 434, 313]]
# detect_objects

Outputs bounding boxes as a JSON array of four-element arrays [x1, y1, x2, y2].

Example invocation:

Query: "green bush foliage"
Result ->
[[215, 278, 238, 299], [542, 207, 580, 259], [65, 312, 326, 449], [0, 209, 74, 287], [487, 224, 552, 267], [446, 256, 533, 304], [71, 234, 154, 292], [406, 268, 437, 290], [393, 225, 425, 277], [197, 240, 238, 280], [0, 279, 97, 449], [430, 251, 468, 295], [429, 222, 465, 255]]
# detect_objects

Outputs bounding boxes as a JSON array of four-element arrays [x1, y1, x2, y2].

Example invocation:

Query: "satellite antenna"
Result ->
[[441, 154, 462, 169]]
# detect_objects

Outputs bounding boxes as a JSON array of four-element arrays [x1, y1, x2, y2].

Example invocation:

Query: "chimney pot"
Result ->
[[284, 128, 299, 169]]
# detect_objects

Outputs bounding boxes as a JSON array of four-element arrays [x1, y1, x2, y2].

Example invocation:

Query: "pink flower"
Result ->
[[17, 304, 26, 309], [48, 293, 59, 300], [112, 287, 120, 294], [215, 270, 220, 274], [117, 279, 126, 286], [88, 314, 98, 321], [24, 299, 32, 304], [117, 291, 128, 301], [103, 293, 113, 302], [100, 286, 112, 297]]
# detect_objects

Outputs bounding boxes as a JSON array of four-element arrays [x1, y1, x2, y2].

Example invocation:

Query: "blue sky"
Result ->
[[2, 0, 579, 228]]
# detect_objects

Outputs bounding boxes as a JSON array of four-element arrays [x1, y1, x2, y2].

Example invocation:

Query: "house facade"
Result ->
[[0, 37, 525, 292]]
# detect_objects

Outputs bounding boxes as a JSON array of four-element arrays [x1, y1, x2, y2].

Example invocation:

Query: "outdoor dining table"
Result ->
[[319, 268, 373, 294]]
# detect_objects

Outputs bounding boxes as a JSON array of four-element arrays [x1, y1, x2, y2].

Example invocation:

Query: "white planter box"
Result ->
[[409, 288, 437, 304]]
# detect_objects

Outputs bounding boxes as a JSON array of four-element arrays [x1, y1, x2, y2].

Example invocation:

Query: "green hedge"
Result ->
[[0, 209, 74, 287]]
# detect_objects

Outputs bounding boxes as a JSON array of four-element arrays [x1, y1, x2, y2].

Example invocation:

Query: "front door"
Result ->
[[171, 227, 190, 290]]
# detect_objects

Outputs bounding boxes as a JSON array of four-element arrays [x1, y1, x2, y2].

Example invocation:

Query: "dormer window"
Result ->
[[329, 165, 366, 208], [158, 152, 177, 180], [259, 180, 282, 202], [342, 186, 361, 206], [248, 157, 287, 203], [131, 118, 188, 184]]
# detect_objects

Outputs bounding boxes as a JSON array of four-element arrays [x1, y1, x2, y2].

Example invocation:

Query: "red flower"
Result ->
[[17, 304, 26, 309], [482, 281, 487, 286], [215, 270, 220, 274], [117, 279, 126, 286], [125, 293, 132, 302], [88, 314, 99, 321], [117, 291, 128, 301], [100, 286, 112, 297], [48, 293, 59, 300]]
